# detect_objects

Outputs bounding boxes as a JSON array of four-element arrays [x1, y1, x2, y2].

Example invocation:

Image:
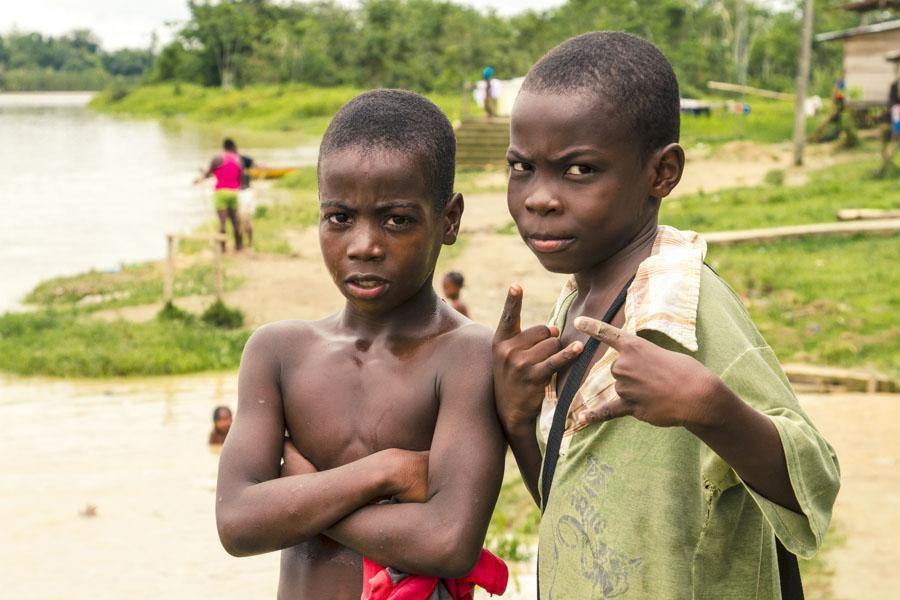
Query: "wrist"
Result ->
[[500, 409, 539, 437], [370, 449, 404, 497]]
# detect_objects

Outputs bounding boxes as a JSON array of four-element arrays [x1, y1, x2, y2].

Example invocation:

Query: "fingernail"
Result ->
[[571, 342, 583, 353], [574, 317, 603, 336]]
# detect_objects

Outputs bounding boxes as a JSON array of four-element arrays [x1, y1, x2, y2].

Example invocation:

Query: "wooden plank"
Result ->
[[706, 81, 793, 100], [837, 208, 900, 220], [163, 235, 175, 304], [702, 218, 900, 245], [169, 233, 228, 243], [783, 363, 897, 393]]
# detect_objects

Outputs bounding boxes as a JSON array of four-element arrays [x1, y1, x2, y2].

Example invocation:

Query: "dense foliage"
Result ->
[[3, 0, 866, 94], [0, 29, 152, 90], [148, 0, 861, 96]]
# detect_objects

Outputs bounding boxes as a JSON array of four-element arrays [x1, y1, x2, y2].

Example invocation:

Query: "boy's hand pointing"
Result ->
[[493, 285, 583, 429], [572, 316, 724, 430]]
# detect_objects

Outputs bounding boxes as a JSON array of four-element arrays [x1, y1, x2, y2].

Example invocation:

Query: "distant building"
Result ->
[[817, 1, 900, 106]]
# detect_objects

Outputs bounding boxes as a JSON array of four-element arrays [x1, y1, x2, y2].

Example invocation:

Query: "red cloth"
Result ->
[[361, 549, 508, 600]]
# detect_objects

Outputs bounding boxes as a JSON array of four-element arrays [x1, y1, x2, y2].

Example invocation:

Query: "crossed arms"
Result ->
[[215, 324, 506, 578]]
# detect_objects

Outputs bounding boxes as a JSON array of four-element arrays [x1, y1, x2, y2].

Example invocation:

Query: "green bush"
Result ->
[[201, 299, 244, 329]]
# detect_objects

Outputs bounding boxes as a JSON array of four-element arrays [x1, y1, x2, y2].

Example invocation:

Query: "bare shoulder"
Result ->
[[437, 319, 493, 379], [242, 319, 328, 366]]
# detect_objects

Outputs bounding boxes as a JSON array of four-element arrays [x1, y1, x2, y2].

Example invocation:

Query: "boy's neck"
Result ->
[[340, 277, 443, 339], [574, 220, 658, 299]]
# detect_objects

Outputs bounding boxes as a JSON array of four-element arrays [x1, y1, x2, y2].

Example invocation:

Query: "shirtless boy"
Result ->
[[215, 90, 505, 598]]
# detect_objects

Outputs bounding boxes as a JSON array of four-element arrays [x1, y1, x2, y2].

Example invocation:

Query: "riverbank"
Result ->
[[89, 83, 478, 140], [4, 140, 896, 380]]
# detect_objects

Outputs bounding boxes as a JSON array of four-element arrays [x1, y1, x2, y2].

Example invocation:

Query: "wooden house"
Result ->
[[817, 1, 900, 106]]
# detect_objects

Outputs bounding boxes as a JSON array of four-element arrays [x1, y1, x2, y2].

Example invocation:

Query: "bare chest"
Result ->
[[281, 344, 440, 469]]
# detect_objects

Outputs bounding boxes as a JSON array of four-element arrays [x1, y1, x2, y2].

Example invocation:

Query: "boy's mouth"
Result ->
[[345, 275, 389, 300], [527, 235, 575, 254]]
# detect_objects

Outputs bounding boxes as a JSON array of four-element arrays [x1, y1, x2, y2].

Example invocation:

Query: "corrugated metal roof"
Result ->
[[816, 18, 900, 41]]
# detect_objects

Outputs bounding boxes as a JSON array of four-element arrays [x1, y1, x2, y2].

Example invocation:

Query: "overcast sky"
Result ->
[[0, 0, 571, 50]]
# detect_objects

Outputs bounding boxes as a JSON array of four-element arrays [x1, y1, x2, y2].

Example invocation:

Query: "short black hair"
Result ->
[[521, 31, 680, 160], [223, 138, 237, 152], [444, 271, 464, 287], [318, 89, 456, 210], [213, 406, 232, 421]]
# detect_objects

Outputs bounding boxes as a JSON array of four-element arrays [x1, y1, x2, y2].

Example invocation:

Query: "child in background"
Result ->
[[208, 406, 232, 445], [442, 271, 470, 317]]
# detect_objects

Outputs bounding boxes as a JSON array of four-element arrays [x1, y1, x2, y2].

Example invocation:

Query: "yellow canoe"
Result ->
[[247, 167, 298, 179]]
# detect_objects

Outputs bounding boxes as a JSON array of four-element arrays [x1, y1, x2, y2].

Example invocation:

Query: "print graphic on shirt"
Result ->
[[547, 457, 642, 599]]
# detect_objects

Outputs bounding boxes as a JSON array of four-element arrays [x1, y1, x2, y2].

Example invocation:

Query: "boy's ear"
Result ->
[[647, 143, 685, 200], [442, 192, 464, 245]]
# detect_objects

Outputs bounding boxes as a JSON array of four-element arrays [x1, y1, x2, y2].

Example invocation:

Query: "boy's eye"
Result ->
[[508, 161, 531, 172], [327, 213, 351, 225], [387, 215, 413, 228], [565, 165, 593, 175]]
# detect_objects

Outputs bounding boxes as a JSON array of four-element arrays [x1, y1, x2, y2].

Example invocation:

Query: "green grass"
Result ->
[[709, 234, 899, 378], [799, 522, 845, 600], [0, 310, 249, 377], [661, 159, 900, 232], [90, 83, 478, 139], [486, 454, 540, 562], [25, 262, 243, 311], [681, 98, 800, 148]]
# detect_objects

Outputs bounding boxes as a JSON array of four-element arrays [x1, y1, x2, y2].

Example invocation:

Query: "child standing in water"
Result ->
[[195, 138, 243, 251], [215, 90, 506, 599], [492, 32, 840, 598]]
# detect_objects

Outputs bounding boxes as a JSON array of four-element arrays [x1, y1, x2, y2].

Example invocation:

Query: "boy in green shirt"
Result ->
[[492, 32, 840, 598]]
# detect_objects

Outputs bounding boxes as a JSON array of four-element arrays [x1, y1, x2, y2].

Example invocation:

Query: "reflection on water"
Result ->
[[0, 92, 317, 311], [0, 372, 278, 598]]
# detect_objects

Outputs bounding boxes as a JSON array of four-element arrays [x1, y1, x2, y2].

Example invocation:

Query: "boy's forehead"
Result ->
[[320, 146, 426, 185], [513, 89, 619, 129], [510, 90, 634, 153]]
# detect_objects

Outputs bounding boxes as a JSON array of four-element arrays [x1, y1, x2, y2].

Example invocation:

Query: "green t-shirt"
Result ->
[[538, 266, 841, 599]]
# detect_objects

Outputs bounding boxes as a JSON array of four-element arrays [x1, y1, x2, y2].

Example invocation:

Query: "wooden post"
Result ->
[[461, 82, 471, 122], [793, 0, 815, 166], [212, 237, 223, 300], [163, 234, 175, 303]]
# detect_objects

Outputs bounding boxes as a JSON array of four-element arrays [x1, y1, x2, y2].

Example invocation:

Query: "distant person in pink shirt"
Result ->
[[195, 138, 244, 251]]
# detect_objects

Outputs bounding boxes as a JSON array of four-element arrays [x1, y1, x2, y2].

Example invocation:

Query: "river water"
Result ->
[[0, 373, 280, 598], [0, 92, 316, 312]]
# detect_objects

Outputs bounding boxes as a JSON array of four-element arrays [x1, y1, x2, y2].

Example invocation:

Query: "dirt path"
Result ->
[[800, 393, 900, 599]]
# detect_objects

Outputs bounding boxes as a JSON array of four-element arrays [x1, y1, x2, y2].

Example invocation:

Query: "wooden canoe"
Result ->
[[247, 167, 298, 179]]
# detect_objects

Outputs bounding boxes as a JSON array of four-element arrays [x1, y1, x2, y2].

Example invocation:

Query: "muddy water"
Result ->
[[0, 373, 278, 598], [0, 92, 318, 312]]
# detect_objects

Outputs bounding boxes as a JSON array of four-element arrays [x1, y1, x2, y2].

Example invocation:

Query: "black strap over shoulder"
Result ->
[[539, 274, 634, 514], [777, 537, 805, 599], [535, 271, 804, 600]]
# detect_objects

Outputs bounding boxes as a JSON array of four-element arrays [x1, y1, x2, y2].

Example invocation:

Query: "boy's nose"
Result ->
[[524, 188, 562, 216], [347, 226, 385, 261]]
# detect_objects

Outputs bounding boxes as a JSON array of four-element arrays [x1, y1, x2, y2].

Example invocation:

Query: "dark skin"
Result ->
[[215, 147, 505, 600], [441, 277, 469, 317], [493, 90, 801, 513]]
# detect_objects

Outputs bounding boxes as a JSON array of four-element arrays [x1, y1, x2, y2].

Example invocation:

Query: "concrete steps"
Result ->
[[455, 117, 510, 169]]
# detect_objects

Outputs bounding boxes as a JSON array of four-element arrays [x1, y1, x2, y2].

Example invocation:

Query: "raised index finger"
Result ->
[[494, 284, 523, 341], [573, 316, 635, 350]]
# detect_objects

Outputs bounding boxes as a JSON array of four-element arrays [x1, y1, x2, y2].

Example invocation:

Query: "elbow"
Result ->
[[217, 511, 263, 557], [427, 525, 482, 579]]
